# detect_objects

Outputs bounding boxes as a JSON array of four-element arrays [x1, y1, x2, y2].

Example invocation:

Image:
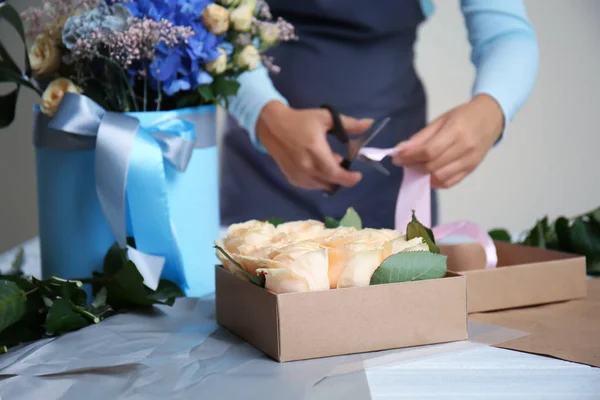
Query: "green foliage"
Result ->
[[490, 207, 600, 275], [0, 243, 184, 352]]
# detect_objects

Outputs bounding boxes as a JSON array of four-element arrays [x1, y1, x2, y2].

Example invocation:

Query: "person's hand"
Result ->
[[256, 101, 373, 191], [392, 94, 505, 189]]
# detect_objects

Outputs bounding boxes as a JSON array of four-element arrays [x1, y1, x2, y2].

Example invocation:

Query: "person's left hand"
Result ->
[[392, 94, 505, 189]]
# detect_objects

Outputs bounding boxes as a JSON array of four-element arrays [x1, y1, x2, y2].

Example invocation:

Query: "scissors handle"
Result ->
[[321, 104, 348, 144], [320, 104, 352, 196]]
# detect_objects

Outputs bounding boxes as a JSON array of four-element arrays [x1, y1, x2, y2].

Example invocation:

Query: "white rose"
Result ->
[[205, 48, 228, 75], [41, 78, 82, 116], [229, 5, 254, 32], [29, 34, 61, 76], [259, 22, 279, 48], [202, 4, 230, 35], [234, 45, 260, 71]]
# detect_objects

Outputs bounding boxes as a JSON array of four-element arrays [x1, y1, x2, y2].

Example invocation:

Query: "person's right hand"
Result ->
[[255, 101, 373, 191]]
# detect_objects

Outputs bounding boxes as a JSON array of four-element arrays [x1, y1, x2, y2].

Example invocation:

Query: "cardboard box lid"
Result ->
[[441, 241, 587, 313], [470, 278, 600, 368]]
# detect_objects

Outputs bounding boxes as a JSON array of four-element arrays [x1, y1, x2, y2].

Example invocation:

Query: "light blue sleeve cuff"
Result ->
[[227, 65, 288, 152]]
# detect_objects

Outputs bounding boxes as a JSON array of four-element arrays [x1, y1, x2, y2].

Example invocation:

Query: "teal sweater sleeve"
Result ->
[[228, 0, 539, 149]]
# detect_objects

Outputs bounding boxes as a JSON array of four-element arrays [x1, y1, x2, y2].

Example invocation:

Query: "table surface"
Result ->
[[1, 238, 600, 400]]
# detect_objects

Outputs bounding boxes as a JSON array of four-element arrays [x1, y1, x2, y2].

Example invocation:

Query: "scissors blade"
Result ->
[[360, 116, 391, 148], [357, 154, 391, 176]]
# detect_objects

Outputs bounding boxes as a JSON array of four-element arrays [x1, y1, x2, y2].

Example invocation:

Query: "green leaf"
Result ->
[[523, 218, 547, 248], [198, 84, 216, 103], [406, 211, 439, 253], [212, 76, 240, 99], [370, 251, 447, 285], [570, 219, 600, 275], [489, 229, 511, 242], [339, 207, 362, 229], [590, 208, 600, 227], [215, 245, 265, 287], [263, 217, 285, 227], [324, 216, 340, 229], [147, 279, 185, 304], [0, 280, 27, 332], [0, 3, 30, 74], [0, 274, 34, 292], [0, 87, 19, 128], [45, 298, 89, 335], [587, 258, 600, 276], [554, 217, 573, 253], [175, 91, 203, 109], [60, 281, 87, 307]]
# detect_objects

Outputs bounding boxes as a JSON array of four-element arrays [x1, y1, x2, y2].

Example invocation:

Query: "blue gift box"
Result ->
[[34, 102, 220, 297]]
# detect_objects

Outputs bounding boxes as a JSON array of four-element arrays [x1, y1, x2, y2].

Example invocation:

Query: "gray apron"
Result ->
[[220, 0, 438, 229]]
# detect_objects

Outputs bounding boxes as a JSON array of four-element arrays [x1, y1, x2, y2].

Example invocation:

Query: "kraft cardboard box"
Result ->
[[440, 241, 588, 313], [215, 266, 468, 362]]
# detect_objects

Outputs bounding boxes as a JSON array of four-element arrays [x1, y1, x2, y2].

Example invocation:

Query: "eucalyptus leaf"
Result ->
[[406, 211, 439, 253], [370, 251, 447, 285], [339, 207, 362, 229], [45, 298, 89, 335], [0, 280, 27, 332], [489, 229, 511, 242]]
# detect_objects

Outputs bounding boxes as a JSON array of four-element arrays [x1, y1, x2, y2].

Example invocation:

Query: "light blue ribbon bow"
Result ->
[[48, 93, 197, 290]]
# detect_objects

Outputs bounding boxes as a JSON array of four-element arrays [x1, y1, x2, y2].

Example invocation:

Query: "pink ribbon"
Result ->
[[359, 147, 498, 269]]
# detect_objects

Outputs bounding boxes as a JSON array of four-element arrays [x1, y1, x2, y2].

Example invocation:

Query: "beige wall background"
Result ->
[[0, 0, 599, 252]]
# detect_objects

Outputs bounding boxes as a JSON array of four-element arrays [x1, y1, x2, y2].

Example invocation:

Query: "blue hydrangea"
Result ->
[[123, 0, 225, 95]]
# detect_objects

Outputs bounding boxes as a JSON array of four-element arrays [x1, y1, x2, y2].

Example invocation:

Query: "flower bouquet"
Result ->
[[0, 0, 295, 297]]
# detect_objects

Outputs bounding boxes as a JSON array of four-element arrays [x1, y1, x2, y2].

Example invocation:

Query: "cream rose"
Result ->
[[256, 245, 330, 294], [41, 78, 82, 116], [205, 48, 228, 75], [259, 22, 279, 48], [234, 45, 260, 71], [229, 5, 254, 32], [29, 34, 61, 76], [202, 4, 230, 35]]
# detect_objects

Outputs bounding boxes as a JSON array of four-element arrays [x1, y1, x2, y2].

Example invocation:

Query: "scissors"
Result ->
[[321, 104, 391, 196]]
